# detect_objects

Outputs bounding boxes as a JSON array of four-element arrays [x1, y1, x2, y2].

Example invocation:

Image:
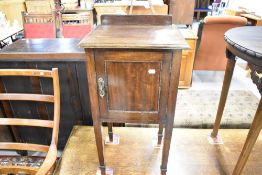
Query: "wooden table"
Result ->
[[55, 126, 262, 175], [0, 38, 91, 149], [79, 15, 189, 174], [241, 14, 262, 26], [211, 26, 262, 175]]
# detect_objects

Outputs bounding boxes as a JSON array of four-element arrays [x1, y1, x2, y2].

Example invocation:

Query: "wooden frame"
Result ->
[[0, 68, 60, 175]]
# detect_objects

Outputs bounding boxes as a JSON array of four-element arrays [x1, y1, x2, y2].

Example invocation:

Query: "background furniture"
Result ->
[[22, 12, 56, 38], [241, 14, 262, 26], [194, 0, 211, 21], [0, 68, 60, 174], [211, 26, 262, 175], [62, 11, 93, 38], [169, 0, 195, 25], [193, 16, 247, 71], [0, 0, 26, 27], [25, 0, 55, 14], [94, 3, 168, 24], [0, 39, 91, 149], [79, 14, 188, 174], [179, 29, 197, 88]]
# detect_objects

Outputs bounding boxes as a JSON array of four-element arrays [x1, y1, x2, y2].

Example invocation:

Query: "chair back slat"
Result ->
[[0, 93, 54, 103], [0, 69, 53, 77], [0, 143, 49, 152], [0, 118, 54, 128], [0, 165, 38, 174]]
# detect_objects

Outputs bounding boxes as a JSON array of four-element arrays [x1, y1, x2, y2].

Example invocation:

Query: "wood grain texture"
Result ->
[[101, 15, 172, 26], [79, 25, 189, 49], [0, 118, 54, 128], [55, 127, 262, 175], [106, 61, 160, 111], [0, 39, 85, 61], [0, 93, 54, 102], [0, 142, 49, 152]]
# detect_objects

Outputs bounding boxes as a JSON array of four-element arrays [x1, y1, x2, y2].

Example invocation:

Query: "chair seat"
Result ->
[[62, 25, 92, 38], [0, 156, 44, 168]]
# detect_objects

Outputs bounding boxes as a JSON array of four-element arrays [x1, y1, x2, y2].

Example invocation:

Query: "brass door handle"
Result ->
[[98, 77, 105, 98]]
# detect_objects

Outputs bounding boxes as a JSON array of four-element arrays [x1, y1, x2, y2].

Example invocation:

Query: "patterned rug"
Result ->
[[174, 90, 259, 128], [127, 90, 259, 129]]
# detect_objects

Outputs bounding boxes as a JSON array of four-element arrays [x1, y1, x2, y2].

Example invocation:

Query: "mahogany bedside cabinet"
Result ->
[[79, 15, 189, 174], [211, 26, 262, 175]]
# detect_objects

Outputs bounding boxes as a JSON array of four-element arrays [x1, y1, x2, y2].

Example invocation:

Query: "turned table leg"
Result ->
[[211, 53, 236, 138], [233, 99, 262, 175]]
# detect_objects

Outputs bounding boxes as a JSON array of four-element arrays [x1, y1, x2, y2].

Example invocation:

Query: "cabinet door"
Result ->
[[95, 49, 171, 124]]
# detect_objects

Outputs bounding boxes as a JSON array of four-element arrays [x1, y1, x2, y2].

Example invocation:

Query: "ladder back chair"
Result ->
[[22, 11, 56, 38], [0, 68, 60, 175]]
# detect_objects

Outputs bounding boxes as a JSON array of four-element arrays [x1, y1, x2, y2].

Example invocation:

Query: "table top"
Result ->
[[225, 26, 262, 60], [0, 38, 85, 61], [78, 25, 189, 50]]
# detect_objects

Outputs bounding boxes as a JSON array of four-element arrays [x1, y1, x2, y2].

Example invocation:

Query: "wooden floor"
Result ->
[[54, 126, 262, 175]]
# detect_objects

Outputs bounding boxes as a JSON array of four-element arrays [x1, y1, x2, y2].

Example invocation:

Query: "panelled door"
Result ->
[[94, 49, 172, 124]]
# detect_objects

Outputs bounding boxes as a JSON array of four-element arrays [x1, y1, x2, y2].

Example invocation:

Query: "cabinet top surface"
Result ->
[[79, 25, 189, 49]]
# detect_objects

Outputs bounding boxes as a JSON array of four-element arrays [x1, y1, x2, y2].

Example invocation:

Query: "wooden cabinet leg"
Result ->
[[232, 99, 262, 175], [158, 123, 164, 145], [85, 50, 106, 169], [107, 123, 113, 142], [211, 58, 236, 138], [161, 51, 182, 172]]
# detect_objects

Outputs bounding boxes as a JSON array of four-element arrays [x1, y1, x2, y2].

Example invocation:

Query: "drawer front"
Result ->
[[94, 50, 172, 123]]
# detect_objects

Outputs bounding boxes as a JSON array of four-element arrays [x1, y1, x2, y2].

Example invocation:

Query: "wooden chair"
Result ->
[[22, 11, 56, 38], [0, 68, 60, 175], [62, 13, 93, 38]]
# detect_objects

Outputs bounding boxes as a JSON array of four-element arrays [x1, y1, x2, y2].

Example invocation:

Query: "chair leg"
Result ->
[[211, 58, 236, 138], [107, 123, 113, 142], [158, 123, 164, 145], [232, 99, 262, 175]]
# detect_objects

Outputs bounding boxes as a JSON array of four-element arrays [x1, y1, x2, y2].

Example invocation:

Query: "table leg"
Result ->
[[107, 123, 113, 142], [161, 51, 182, 173], [233, 99, 262, 175], [158, 123, 164, 145], [211, 57, 236, 138]]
